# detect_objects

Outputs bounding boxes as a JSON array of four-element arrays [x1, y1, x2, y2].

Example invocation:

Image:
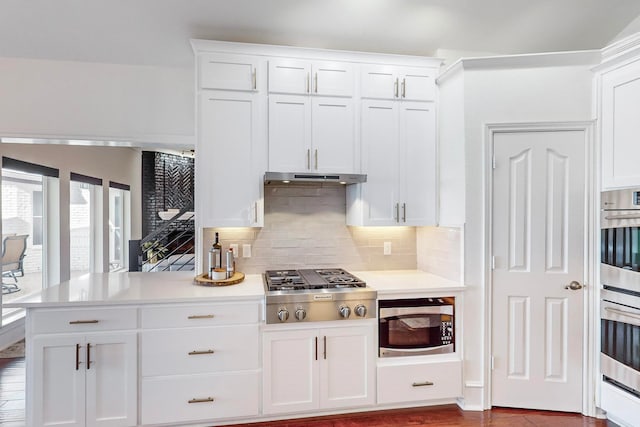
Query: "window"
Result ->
[[70, 174, 102, 276], [32, 190, 43, 245], [2, 158, 60, 319], [109, 182, 130, 271]]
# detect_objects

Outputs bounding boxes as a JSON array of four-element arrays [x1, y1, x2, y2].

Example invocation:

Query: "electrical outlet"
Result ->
[[383, 241, 392, 255], [242, 244, 252, 258], [230, 244, 238, 257]]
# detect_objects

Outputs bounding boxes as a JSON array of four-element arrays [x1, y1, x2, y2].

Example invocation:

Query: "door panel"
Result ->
[[312, 98, 355, 173], [492, 129, 585, 412], [33, 335, 85, 427], [85, 332, 137, 427], [361, 100, 399, 225], [268, 95, 311, 172]]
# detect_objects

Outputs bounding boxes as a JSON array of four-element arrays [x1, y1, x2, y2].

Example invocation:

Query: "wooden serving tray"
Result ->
[[194, 272, 245, 286]]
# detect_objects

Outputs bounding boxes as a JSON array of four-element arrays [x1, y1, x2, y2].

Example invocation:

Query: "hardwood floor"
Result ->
[[0, 358, 25, 427], [0, 356, 614, 427]]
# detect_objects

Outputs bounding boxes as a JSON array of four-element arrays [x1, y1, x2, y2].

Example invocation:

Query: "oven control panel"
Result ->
[[441, 320, 454, 345], [266, 299, 377, 324]]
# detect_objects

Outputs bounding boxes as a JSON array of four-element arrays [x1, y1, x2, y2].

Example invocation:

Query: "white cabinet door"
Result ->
[[269, 59, 311, 94], [312, 97, 356, 173], [199, 54, 260, 91], [361, 65, 398, 100], [262, 329, 319, 414], [399, 102, 437, 225], [269, 59, 353, 96], [312, 62, 354, 97], [32, 335, 86, 427], [601, 59, 640, 190], [361, 65, 436, 101], [360, 99, 399, 225], [85, 332, 137, 427], [198, 90, 265, 227], [397, 67, 436, 101], [319, 325, 375, 409], [268, 94, 312, 172]]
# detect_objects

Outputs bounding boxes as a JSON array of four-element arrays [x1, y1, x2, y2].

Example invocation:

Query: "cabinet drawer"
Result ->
[[377, 360, 462, 404], [141, 302, 259, 328], [31, 307, 137, 334], [140, 325, 259, 376], [141, 371, 260, 425]]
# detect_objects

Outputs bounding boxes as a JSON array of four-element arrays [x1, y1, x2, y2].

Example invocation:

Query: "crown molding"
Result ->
[[437, 50, 600, 85], [190, 39, 443, 69], [594, 32, 640, 72]]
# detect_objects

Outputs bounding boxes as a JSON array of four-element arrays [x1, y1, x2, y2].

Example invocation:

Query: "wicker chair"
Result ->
[[2, 234, 28, 294]]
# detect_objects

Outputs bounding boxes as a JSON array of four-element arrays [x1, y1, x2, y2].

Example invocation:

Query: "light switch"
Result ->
[[230, 244, 238, 257]]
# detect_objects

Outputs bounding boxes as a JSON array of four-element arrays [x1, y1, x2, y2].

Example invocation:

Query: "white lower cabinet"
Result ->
[[139, 302, 261, 426], [262, 323, 376, 415], [141, 371, 260, 425], [377, 359, 462, 405], [32, 332, 137, 427]]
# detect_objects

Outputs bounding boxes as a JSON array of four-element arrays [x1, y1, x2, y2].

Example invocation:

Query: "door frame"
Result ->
[[483, 121, 598, 416]]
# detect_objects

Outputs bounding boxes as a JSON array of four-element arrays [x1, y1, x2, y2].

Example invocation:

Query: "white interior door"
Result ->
[[491, 128, 586, 412]]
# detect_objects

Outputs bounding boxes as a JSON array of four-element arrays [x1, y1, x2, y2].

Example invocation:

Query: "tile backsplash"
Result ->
[[416, 225, 463, 282], [203, 184, 417, 274]]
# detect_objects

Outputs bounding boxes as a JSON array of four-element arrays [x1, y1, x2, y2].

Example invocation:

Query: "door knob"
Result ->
[[564, 281, 583, 290]]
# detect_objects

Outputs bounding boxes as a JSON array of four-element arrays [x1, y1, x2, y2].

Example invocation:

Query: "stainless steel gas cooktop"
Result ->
[[263, 268, 376, 324]]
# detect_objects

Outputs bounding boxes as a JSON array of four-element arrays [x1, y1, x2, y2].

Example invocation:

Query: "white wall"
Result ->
[[0, 143, 141, 281], [0, 57, 194, 147], [437, 69, 465, 226], [439, 61, 595, 409]]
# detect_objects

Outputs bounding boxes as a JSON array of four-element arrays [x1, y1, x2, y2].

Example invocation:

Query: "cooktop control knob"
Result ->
[[339, 305, 351, 318], [354, 304, 367, 317], [295, 308, 307, 321], [277, 308, 289, 322]]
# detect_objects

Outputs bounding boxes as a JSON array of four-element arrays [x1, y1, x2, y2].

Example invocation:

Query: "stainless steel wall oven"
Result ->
[[378, 297, 454, 358], [601, 189, 640, 398]]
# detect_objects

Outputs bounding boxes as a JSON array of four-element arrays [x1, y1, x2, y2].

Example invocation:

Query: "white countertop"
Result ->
[[354, 270, 464, 295], [4, 269, 463, 308], [3, 271, 265, 308]]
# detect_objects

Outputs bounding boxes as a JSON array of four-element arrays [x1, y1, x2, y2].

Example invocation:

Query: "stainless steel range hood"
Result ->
[[264, 171, 367, 185]]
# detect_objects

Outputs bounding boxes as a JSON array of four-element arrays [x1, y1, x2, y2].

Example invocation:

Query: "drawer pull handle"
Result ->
[[412, 381, 434, 387], [188, 397, 214, 404], [69, 320, 99, 324], [187, 315, 214, 320], [188, 350, 215, 356]]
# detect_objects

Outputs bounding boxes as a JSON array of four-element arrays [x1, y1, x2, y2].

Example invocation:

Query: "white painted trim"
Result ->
[[483, 121, 597, 415], [0, 132, 194, 149], [438, 50, 601, 84], [190, 39, 443, 69], [600, 32, 640, 66], [0, 315, 25, 350]]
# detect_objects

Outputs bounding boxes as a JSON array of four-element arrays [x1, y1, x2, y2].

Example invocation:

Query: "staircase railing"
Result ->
[[129, 206, 195, 272]]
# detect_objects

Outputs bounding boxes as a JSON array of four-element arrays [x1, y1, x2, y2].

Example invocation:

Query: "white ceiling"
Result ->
[[1, 0, 640, 68]]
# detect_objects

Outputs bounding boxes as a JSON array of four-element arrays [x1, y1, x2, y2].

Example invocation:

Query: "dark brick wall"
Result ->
[[141, 151, 194, 240]]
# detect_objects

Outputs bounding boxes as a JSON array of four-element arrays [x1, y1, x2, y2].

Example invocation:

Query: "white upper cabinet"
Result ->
[[351, 99, 436, 226], [197, 90, 266, 227], [268, 94, 355, 173], [269, 59, 354, 97], [601, 58, 640, 190], [268, 95, 312, 172], [361, 65, 436, 101], [199, 53, 261, 91]]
